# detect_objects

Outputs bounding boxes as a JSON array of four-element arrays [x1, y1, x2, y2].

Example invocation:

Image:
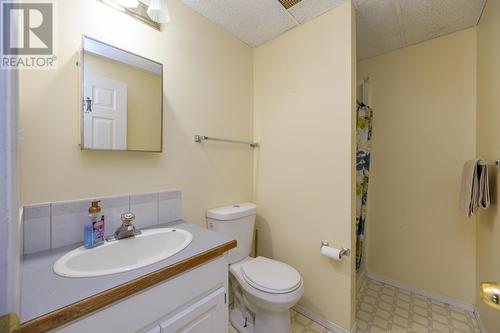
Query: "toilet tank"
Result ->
[[206, 203, 257, 264]]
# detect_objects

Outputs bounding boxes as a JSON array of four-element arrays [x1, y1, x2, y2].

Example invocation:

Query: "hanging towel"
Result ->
[[459, 160, 490, 217], [478, 164, 490, 209]]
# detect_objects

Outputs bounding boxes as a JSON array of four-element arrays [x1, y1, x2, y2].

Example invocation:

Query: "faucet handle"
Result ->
[[121, 212, 135, 224]]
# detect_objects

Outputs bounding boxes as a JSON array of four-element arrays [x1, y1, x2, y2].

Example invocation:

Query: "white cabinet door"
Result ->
[[160, 288, 226, 333], [83, 73, 127, 150]]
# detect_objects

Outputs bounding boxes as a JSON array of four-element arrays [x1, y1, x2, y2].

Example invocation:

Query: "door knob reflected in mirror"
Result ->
[[84, 97, 92, 113], [480, 282, 500, 311]]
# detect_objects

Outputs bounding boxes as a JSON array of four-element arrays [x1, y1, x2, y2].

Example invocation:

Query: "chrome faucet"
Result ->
[[107, 212, 141, 241]]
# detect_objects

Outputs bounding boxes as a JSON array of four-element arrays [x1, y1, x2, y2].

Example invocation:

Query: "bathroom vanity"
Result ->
[[19, 221, 236, 333]]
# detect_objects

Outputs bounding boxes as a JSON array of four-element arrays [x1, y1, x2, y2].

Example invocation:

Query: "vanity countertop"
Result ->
[[20, 220, 236, 333]]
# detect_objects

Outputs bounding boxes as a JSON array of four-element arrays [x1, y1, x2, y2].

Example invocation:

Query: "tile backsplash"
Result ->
[[130, 192, 159, 229], [23, 204, 51, 255], [22, 190, 182, 255]]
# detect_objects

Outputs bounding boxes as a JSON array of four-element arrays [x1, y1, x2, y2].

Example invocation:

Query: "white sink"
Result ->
[[53, 228, 193, 278]]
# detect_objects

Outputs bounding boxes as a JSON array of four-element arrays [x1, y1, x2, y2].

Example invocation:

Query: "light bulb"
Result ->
[[147, 0, 170, 23]]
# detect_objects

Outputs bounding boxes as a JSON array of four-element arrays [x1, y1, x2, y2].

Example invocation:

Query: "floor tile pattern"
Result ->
[[230, 278, 481, 333], [356, 278, 481, 333], [229, 309, 333, 333]]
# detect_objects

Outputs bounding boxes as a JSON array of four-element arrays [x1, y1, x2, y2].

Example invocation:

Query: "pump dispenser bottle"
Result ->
[[84, 200, 105, 248]]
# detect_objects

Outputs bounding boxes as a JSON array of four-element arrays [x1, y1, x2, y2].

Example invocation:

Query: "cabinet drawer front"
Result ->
[[160, 288, 226, 333]]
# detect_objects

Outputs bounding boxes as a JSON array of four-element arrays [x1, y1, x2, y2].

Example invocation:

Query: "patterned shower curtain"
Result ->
[[356, 101, 374, 271]]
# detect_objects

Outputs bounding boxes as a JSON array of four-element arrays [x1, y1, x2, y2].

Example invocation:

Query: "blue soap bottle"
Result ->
[[84, 200, 105, 249]]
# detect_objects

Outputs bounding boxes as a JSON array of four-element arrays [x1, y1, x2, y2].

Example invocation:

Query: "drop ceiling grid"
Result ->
[[398, 0, 485, 46], [288, 0, 348, 24], [355, 0, 405, 61], [181, 0, 348, 47], [181, 0, 487, 60], [181, 0, 299, 47], [356, 0, 486, 59]]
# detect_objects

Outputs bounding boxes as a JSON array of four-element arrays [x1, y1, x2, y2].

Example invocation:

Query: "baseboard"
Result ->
[[350, 320, 357, 333], [473, 306, 487, 333], [366, 272, 475, 312], [293, 304, 354, 333], [356, 269, 366, 293]]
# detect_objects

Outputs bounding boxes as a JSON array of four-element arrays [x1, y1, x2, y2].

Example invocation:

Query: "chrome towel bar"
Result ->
[[194, 135, 259, 148], [478, 160, 500, 166]]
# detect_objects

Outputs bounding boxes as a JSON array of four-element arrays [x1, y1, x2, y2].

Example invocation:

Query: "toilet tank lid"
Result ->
[[206, 203, 257, 221]]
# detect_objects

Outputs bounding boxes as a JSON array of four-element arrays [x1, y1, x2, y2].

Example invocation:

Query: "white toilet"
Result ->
[[206, 203, 304, 333]]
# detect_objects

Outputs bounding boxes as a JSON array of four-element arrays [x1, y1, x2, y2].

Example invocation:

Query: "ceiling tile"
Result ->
[[181, 0, 297, 46], [181, 0, 486, 59], [355, 0, 404, 60], [288, 0, 347, 24], [399, 0, 486, 46]]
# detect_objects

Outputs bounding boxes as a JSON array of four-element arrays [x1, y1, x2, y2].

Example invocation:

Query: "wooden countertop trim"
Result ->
[[20, 240, 236, 333]]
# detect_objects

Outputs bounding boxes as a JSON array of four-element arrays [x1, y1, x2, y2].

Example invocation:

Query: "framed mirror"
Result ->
[[81, 36, 163, 152]]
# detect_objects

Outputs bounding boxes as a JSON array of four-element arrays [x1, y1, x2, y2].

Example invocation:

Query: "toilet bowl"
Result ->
[[206, 203, 304, 333], [230, 256, 304, 332]]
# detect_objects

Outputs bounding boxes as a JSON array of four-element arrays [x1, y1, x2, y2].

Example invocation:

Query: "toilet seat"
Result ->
[[230, 256, 304, 331], [241, 257, 302, 294]]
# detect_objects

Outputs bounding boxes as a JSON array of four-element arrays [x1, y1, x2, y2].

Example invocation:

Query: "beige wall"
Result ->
[[476, 0, 500, 330], [254, 2, 356, 330], [358, 28, 477, 303], [85, 53, 162, 151], [19, 0, 254, 227]]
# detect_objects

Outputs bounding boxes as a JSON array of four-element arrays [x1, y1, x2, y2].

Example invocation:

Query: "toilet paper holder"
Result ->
[[321, 241, 351, 259]]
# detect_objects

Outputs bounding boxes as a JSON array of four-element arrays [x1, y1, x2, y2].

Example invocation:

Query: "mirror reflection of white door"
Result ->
[[84, 74, 127, 150]]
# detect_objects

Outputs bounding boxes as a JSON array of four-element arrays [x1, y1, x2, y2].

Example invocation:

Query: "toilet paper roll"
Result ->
[[321, 245, 342, 261]]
